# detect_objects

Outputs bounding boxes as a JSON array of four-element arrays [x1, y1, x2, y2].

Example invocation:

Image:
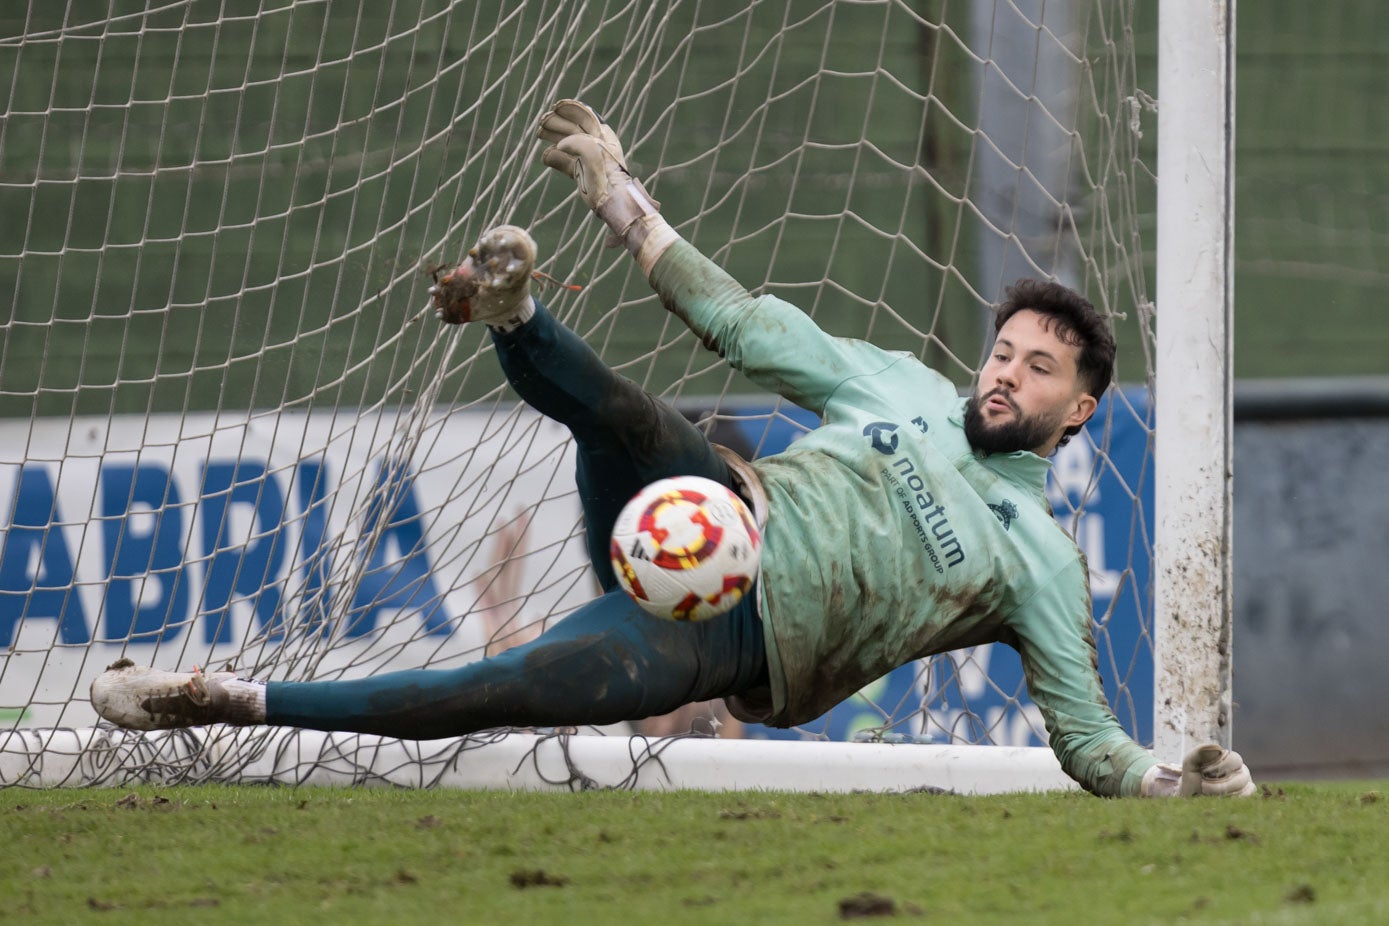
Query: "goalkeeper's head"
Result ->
[[965, 279, 1116, 457]]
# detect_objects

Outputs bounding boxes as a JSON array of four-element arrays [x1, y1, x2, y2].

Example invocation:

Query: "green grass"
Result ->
[[2, 781, 1386, 925]]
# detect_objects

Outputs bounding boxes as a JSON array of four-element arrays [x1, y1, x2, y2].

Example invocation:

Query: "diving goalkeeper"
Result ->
[[92, 100, 1254, 799]]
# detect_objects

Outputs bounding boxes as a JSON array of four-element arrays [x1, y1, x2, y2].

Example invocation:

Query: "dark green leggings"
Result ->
[[266, 302, 769, 738]]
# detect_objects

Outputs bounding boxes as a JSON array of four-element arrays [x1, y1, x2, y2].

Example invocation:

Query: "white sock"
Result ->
[[221, 677, 267, 725], [487, 295, 536, 334]]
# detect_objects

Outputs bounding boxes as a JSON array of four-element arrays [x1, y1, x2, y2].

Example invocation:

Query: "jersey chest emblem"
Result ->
[[988, 500, 1019, 531]]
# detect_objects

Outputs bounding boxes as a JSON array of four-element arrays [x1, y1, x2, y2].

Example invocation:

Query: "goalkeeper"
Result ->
[[92, 100, 1253, 799]]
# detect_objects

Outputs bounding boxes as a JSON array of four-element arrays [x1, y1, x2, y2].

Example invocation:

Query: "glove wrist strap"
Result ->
[[630, 215, 679, 276], [593, 175, 657, 231], [1140, 762, 1181, 798], [591, 178, 678, 275]]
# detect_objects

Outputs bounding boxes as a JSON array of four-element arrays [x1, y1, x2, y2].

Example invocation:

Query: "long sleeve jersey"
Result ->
[[649, 240, 1158, 797]]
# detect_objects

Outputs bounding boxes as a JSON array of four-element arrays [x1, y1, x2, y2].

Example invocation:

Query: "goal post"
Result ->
[[1153, 0, 1237, 759], [0, 1, 1229, 794]]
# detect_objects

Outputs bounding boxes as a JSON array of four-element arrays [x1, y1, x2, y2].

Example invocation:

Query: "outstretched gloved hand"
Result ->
[[1180, 743, 1257, 797], [536, 99, 675, 269], [1141, 743, 1257, 797], [536, 99, 637, 215]]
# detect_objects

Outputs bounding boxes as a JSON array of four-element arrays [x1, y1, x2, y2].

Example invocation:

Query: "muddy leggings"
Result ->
[[265, 301, 769, 738]]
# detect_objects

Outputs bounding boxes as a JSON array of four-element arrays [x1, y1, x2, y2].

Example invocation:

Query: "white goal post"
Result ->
[[1153, 0, 1237, 761], [0, 0, 1233, 794]]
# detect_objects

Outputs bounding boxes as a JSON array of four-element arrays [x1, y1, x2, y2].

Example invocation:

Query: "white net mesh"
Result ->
[[0, 0, 1157, 787]]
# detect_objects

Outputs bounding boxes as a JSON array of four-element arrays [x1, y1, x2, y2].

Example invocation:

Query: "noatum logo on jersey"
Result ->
[[866, 420, 966, 572]]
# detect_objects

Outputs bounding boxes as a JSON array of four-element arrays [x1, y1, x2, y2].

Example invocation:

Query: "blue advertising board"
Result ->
[[0, 392, 1153, 742]]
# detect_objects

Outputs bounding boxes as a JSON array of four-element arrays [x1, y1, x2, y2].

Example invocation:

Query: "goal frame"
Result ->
[[1152, 0, 1237, 760], [0, 0, 1237, 794]]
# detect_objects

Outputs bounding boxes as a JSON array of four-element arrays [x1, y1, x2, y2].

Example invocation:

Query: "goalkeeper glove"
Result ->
[[1141, 743, 1257, 797], [536, 99, 677, 273]]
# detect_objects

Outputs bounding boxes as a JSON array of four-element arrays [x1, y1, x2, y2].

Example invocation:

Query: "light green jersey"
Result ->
[[650, 240, 1156, 797]]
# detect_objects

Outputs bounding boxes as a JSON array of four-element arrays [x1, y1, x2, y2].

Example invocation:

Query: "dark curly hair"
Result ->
[[995, 279, 1115, 398], [992, 278, 1116, 443]]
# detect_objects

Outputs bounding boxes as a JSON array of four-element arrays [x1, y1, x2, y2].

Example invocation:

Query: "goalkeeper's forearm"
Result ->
[[644, 237, 757, 353]]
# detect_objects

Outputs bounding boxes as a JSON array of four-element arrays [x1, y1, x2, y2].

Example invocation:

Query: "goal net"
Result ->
[[0, 0, 1164, 792]]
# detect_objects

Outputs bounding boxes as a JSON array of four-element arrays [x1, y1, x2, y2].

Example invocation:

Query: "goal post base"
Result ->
[[0, 727, 1077, 795]]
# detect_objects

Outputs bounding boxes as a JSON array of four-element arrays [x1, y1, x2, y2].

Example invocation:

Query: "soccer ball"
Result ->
[[609, 475, 762, 621]]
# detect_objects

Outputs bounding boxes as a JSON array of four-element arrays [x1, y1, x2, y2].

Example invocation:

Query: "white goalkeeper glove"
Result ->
[[536, 99, 677, 272], [1141, 743, 1257, 797]]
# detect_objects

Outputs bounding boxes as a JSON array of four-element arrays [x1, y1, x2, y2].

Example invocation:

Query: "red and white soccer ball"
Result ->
[[609, 475, 762, 622]]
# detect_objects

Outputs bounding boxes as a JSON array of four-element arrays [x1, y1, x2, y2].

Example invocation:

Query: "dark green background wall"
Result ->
[[1235, 6, 1389, 377]]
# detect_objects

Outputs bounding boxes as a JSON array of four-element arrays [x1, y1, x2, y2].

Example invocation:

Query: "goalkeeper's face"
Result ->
[[965, 309, 1098, 457]]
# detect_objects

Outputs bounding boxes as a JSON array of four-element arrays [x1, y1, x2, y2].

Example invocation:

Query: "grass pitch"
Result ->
[[3, 780, 1386, 925]]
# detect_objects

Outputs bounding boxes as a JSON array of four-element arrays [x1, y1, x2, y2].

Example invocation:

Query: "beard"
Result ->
[[963, 389, 1064, 455]]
